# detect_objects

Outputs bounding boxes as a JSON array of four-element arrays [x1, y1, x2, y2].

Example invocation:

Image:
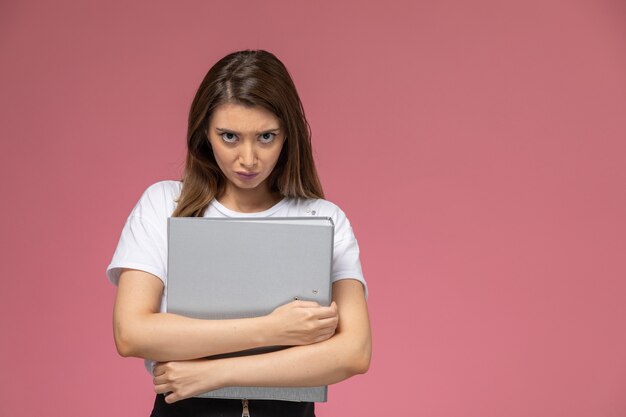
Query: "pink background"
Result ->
[[1, 0, 625, 416]]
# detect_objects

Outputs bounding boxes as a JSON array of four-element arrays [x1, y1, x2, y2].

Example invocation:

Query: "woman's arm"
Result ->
[[153, 279, 371, 403], [113, 269, 339, 361]]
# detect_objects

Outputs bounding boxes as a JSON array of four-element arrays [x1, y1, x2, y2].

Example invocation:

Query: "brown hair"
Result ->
[[173, 50, 324, 217]]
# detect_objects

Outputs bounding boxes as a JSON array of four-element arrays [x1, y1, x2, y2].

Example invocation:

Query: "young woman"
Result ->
[[108, 50, 371, 417]]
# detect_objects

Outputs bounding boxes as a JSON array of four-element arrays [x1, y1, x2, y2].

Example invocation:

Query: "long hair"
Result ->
[[173, 50, 324, 217]]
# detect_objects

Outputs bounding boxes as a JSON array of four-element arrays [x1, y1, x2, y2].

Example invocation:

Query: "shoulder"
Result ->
[[130, 180, 182, 219], [140, 180, 182, 202], [308, 198, 347, 219], [281, 198, 354, 232], [279, 198, 344, 217]]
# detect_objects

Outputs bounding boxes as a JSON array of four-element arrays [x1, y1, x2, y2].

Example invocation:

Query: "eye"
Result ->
[[259, 132, 276, 144], [220, 132, 238, 143]]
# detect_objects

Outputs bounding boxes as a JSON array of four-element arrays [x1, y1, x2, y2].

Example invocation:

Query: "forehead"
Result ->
[[208, 102, 281, 131]]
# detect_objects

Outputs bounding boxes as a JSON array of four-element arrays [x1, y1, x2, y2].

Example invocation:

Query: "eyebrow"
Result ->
[[215, 127, 281, 135]]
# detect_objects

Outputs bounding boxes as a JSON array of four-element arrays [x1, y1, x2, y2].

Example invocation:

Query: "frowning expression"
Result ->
[[207, 102, 286, 197]]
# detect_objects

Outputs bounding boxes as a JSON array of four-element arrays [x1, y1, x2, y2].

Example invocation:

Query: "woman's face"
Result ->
[[207, 102, 286, 200]]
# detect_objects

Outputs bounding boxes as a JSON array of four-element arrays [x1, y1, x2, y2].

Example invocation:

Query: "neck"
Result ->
[[217, 185, 282, 213]]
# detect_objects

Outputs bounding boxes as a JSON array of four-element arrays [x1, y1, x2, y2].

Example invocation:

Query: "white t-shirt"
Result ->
[[107, 181, 366, 311]]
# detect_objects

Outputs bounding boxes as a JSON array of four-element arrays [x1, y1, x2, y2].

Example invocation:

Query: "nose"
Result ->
[[239, 142, 257, 169]]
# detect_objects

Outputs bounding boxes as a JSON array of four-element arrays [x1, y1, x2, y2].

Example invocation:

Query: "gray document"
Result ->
[[167, 217, 334, 402]]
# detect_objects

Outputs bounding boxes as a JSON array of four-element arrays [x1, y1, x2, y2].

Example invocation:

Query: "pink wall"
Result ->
[[1, 0, 625, 415]]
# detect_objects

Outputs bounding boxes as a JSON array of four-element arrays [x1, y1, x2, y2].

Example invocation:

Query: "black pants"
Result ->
[[150, 394, 315, 417]]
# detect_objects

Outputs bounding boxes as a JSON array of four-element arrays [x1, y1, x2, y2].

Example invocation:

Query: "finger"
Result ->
[[153, 375, 168, 386], [291, 300, 320, 308], [321, 319, 339, 332], [153, 363, 166, 376], [313, 328, 336, 343], [164, 392, 180, 404], [316, 316, 339, 330], [311, 305, 339, 319], [327, 301, 338, 314], [154, 383, 170, 395]]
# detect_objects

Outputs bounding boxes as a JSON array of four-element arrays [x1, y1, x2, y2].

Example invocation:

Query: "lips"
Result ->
[[236, 171, 259, 180]]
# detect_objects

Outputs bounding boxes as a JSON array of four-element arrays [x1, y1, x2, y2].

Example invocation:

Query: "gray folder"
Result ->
[[166, 217, 334, 402]]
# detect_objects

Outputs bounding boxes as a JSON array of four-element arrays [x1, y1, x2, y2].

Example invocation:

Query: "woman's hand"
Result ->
[[116, 270, 335, 361], [207, 280, 370, 389], [153, 360, 220, 404], [264, 300, 339, 346]]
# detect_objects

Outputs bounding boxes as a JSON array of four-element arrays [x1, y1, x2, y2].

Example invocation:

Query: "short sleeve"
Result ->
[[106, 216, 167, 285], [324, 204, 367, 297], [106, 182, 178, 286]]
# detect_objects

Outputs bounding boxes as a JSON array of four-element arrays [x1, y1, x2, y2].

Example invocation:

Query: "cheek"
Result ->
[[262, 148, 283, 168], [270, 140, 286, 163], [211, 145, 233, 164]]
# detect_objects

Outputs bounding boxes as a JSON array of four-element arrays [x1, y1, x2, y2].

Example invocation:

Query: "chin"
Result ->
[[232, 178, 265, 190]]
